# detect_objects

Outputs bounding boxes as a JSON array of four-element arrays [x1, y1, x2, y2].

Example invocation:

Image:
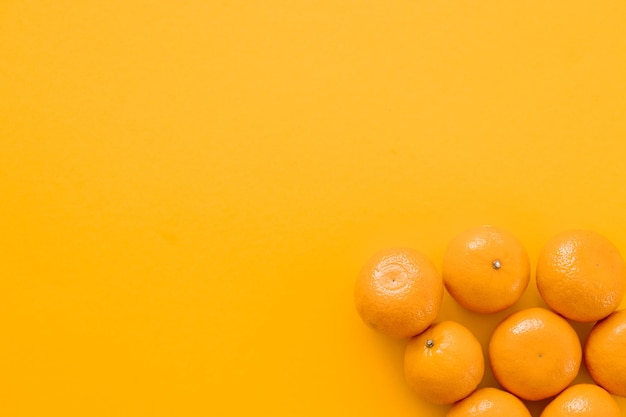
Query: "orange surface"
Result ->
[[448, 387, 531, 417], [536, 230, 626, 322], [1, 1, 626, 416], [489, 308, 582, 401], [541, 384, 621, 417], [585, 309, 626, 397], [405, 321, 484, 405], [355, 247, 443, 338], [443, 225, 530, 313]]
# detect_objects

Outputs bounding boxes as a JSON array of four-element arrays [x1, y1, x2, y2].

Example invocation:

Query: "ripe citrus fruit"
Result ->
[[404, 321, 484, 405], [540, 384, 621, 417], [488, 307, 582, 401], [354, 248, 443, 338], [446, 387, 531, 417], [442, 225, 530, 313], [584, 309, 626, 397], [536, 229, 626, 322]]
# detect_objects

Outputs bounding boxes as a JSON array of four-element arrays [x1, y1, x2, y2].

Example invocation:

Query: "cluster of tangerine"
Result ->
[[354, 226, 626, 416]]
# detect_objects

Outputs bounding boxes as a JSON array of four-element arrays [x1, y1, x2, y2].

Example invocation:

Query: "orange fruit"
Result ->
[[446, 387, 531, 417], [488, 307, 582, 401], [442, 225, 530, 314], [536, 229, 626, 322], [354, 248, 443, 338], [540, 384, 621, 417], [584, 309, 626, 397], [404, 321, 484, 405]]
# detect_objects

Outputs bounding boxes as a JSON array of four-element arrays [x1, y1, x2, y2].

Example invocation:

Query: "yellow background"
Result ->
[[2, 1, 626, 416]]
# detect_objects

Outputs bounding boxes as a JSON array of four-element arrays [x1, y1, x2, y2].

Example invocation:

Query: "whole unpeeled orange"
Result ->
[[536, 230, 626, 322], [488, 307, 581, 401], [404, 321, 484, 405], [584, 309, 626, 397], [446, 387, 531, 417], [354, 248, 443, 338], [540, 384, 621, 417], [443, 225, 530, 314]]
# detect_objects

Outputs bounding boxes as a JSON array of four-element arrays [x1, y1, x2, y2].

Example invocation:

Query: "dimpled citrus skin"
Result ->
[[536, 230, 626, 322], [354, 248, 443, 338], [584, 309, 626, 397], [442, 225, 530, 314], [488, 307, 582, 401], [404, 321, 484, 405], [446, 387, 531, 417], [540, 384, 621, 417]]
